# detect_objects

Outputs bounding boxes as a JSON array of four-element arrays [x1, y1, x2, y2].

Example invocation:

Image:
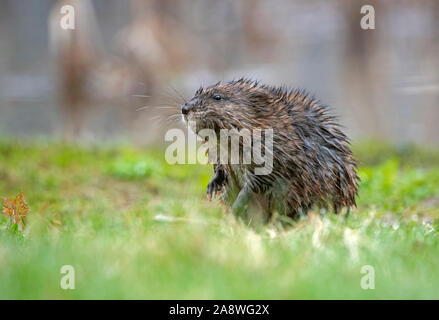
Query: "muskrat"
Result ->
[[181, 78, 359, 222]]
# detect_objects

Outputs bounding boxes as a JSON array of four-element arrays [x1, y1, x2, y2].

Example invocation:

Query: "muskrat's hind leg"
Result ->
[[232, 186, 253, 217]]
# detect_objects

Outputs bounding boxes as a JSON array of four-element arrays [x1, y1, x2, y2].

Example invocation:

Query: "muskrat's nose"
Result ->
[[181, 104, 189, 115], [181, 102, 193, 115]]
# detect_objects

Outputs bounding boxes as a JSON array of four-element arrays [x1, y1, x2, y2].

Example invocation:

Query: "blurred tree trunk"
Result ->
[[49, 0, 100, 139], [339, 0, 385, 139]]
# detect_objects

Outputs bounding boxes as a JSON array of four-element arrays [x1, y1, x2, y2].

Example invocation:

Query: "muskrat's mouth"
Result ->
[[183, 111, 223, 141], [183, 112, 204, 135]]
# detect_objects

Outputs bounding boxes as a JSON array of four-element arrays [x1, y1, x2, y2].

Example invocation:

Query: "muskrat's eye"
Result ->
[[213, 95, 222, 100]]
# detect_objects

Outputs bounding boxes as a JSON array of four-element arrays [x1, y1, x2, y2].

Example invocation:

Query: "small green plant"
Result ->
[[108, 153, 163, 179]]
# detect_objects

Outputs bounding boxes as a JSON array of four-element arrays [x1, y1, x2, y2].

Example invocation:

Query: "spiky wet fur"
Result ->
[[184, 78, 360, 221]]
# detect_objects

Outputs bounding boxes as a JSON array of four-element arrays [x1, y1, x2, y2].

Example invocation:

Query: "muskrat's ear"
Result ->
[[248, 91, 271, 106]]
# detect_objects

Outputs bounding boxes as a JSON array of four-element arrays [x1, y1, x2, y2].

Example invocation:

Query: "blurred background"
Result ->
[[0, 0, 438, 146]]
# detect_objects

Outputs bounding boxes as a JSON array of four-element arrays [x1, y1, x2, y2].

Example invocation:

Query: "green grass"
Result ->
[[0, 140, 439, 299]]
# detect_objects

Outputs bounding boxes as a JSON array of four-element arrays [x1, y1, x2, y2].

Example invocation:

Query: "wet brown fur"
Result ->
[[183, 78, 360, 219]]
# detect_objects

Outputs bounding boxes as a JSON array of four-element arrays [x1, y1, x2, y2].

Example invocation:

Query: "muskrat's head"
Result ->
[[181, 79, 273, 134]]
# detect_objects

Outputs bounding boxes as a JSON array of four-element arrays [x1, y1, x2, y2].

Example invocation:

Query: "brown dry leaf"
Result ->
[[2, 192, 30, 230]]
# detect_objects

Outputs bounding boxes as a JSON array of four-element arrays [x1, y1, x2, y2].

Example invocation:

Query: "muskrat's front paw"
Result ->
[[206, 179, 223, 201]]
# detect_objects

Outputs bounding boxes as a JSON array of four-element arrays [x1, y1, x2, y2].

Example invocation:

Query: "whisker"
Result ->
[[168, 85, 187, 104], [136, 105, 179, 112], [165, 113, 183, 124], [157, 88, 183, 106], [149, 115, 163, 121]]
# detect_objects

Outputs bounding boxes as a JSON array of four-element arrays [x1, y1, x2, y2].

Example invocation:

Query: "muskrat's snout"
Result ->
[[181, 103, 189, 115], [181, 100, 196, 116]]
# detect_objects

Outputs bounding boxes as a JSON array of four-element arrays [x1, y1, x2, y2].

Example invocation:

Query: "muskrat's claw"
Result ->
[[206, 180, 217, 201], [206, 177, 223, 201], [207, 166, 226, 201]]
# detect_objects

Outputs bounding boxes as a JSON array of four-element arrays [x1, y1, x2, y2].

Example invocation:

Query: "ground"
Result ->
[[0, 140, 438, 299]]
